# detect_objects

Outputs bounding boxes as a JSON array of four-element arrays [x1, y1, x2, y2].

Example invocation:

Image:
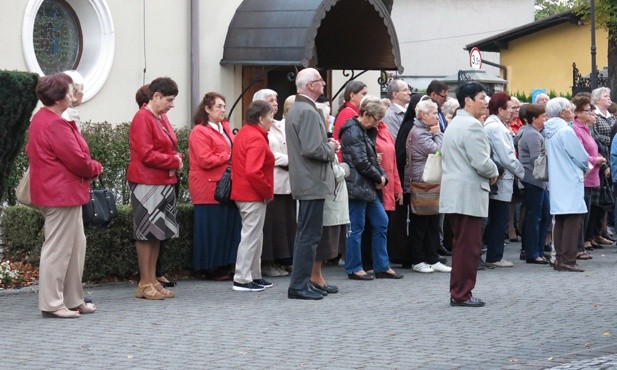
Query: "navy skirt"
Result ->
[[193, 204, 241, 271]]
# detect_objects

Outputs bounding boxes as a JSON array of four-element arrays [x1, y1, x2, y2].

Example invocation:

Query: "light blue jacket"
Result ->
[[611, 136, 617, 183], [543, 117, 589, 215]]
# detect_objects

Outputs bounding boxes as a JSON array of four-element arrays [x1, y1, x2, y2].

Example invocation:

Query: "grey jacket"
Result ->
[[439, 110, 499, 217], [285, 94, 335, 200], [407, 118, 443, 185], [484, 115, 525, 202], [383, 104, 405, 139], [516, 124, 547, 189]]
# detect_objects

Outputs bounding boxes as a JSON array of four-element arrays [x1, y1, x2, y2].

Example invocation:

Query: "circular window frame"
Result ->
[[22, 0, 115, 103]]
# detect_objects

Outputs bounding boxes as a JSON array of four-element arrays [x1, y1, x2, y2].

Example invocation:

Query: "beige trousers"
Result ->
[[233, 201, 266, 284], [38, 206, 86, 311]]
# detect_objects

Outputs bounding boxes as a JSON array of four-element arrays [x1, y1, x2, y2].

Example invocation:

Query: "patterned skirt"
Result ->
[[130, 183, 179, 241]]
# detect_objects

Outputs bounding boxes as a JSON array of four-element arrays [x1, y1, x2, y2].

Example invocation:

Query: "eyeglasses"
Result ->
[[437, 93, 447, 99], [579, 109, 593, 113], [510, 106, 521, 111], [309, 78, 324, 85]]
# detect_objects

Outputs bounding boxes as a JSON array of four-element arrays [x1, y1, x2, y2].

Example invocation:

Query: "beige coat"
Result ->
[[439, 110, 498, 217], [269, 119, 291, 195]]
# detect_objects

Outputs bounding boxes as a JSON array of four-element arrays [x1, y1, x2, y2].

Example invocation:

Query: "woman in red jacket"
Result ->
[[127, 77, 183, 300], [189, 92, 240, 280], [230, 101, 275, 292], [332, 80, 368, 161], [27, 73, 103, 318]]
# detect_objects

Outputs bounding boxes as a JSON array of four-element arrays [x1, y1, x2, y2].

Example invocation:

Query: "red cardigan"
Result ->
[[127, 107, 182, 185], [188, 121, 235, 204], [26, 108, 102, 206], [376, 122, 403, 211], [333, 102, 360, 161], [231, 124, 274, 202]]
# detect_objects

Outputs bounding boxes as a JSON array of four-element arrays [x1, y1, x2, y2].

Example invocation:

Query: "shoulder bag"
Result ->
[[15, 167, 32, 207], [410, 182, 440, 215], [532, 150, 548, 181], [83, 180, 118, 226], [421, 150, 442, 184]]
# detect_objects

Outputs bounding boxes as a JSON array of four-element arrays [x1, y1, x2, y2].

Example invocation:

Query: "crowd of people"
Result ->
[[27, 70, 617, 316]]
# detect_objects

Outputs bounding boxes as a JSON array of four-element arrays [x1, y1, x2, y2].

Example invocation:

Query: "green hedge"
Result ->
[[2, 203, 195, 281], [0, 70, 39, 203]]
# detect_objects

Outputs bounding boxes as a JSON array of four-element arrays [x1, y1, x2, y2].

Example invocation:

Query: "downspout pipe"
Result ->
[[482, 60, 508, 85], [190, 0, 200, 119]]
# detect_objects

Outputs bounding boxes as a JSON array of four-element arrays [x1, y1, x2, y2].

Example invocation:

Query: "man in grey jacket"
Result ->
[[440, 82, 499, 307], [285, 68, 339, 300]]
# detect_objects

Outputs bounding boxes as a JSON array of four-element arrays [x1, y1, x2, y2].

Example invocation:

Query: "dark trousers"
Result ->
[[522, 183, 551, 260], [409, 213, 440, 265], [554, 214, 583, 265], [484, 199, 510, 263], [449, 214, 482, 302], [583, 188, 604, 244], [289, 199, 325, 290]]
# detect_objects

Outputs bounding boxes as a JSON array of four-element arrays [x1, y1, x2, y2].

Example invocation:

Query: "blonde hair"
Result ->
[[283, 95, 296, 118]]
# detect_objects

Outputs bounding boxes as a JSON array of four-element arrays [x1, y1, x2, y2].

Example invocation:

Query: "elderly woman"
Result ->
[[340, 97, 403, 280], [333, 80, 368, 160], [483, 92, 524, 268], [572, 95, 607, 256], [61, 70, 84, 126], [591, 87, 615, 158], [189, 92, 240, 281], [28, 73, 103, 318], [544, 97, 590, 272], [128, 77, 182, 300], [255, 90, 295, 277], [517, 104, 551, 264], [406, 99, 451, 273], [231, 100, 275, 292]]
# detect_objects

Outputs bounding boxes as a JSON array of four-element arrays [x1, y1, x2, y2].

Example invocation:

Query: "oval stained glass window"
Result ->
[[33, 0, 82, 74]]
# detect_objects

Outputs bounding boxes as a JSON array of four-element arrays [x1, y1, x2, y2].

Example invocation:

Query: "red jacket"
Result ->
[[376, 122, 402, 211], [127, 107, 182, 185], [333, 102, 359, 161], [231, 124, 274, 202], [26, 108, 102, 206], [188, 121, 235, 204]]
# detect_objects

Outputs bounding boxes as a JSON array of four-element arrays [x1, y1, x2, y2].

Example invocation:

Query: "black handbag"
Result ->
[[597, 175, 614, 211], [214, 166, 236, 208], [83, 184, 118, 226]]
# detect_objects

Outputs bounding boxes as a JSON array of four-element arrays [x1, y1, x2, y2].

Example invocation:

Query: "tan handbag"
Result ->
[[410, 182, 440, 215], [15, 167, 32, 206]]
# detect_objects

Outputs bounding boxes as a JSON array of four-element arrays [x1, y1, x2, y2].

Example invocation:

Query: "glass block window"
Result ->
[[33, 0, 82, 74]]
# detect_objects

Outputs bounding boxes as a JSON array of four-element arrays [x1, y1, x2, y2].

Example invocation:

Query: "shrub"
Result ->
[[2, 203, 195, 281]]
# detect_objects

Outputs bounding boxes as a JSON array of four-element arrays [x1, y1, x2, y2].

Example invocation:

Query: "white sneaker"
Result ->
[[485, 259, 513, 268], [429, 262, 452, 273], [338, 259, 345, 267], [412, 262, 434, 273], [273, 264, 289, 276], [261, 263, 283, 277]]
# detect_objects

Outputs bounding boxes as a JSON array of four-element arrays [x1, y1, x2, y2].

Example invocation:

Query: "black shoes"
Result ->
[[553, 261, 585, 272], [348, 272, 375, 281], [374, 271, 404, 279], [156, 278, 176, 288], [438, 245, 452, 256], [253, 279, 273, 288], [308, 281, 339, 294], [288, 287, 323, 300], [233, 281, 265, 292], [450, 297, 485, 307]]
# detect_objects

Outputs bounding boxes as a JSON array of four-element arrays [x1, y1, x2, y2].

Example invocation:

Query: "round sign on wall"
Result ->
[[469, 47, 482, 70]]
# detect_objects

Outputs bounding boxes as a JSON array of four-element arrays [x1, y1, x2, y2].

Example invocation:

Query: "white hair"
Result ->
[[252, 89, 277, 102], [63, 70, 83, 86], [545, 97, 571, 118], [415, 99, 438, 116], [591, 87, 611, 104], [295, 68, 317, 90]]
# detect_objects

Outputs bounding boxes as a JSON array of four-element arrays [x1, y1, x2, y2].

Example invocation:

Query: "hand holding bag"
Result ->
[[15, 167, 32, 206], [421, 151, 442, 184], [83, 180, 118, 226], [410, 182, 441, 215], [597, 175, 614, 211], [214, 166, 236, 208]]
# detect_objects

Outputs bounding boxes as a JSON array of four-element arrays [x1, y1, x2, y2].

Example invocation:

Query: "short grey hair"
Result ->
[[591, 87, 611, 104], [415, 99, 438, 116], [442, 97, 460, 116], [545, 97, 571, 118], [295, 68, 315, 89], [63, 70, 83, 86], [252, 89, 277, 102], [386, 79, 405, 99], [359, 96, 386, 118]]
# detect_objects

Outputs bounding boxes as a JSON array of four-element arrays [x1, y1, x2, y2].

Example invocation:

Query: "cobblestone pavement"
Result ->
[[1, 242, 616, 369]]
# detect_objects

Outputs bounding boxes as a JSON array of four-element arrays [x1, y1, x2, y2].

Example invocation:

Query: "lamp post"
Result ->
[[591, 0, 598, 89]]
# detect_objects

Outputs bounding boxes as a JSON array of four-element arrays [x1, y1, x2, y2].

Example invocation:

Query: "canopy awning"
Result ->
[[220, 0, 403, 73]]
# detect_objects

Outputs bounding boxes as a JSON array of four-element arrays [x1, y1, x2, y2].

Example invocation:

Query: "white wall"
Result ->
[[391, 0, 535, 89]]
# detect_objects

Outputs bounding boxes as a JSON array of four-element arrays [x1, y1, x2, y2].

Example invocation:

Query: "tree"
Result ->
[[535, 0, 577, 21]]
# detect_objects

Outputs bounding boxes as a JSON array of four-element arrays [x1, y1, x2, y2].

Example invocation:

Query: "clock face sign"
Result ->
[[470, 47, 482, 70]]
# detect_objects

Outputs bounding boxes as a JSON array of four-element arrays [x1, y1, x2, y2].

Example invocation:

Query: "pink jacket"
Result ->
[[376, 122, 402, 211], [572, 119, 601, 187], [27, 108, 102, 206]]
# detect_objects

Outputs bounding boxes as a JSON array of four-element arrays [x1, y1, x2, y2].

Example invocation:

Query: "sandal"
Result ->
[[42, 307, 80, 319], [135, 283, 166, 300], [576, 252, 593, 260], [69, 302, 96, 314], [154, 282, 176, 298]]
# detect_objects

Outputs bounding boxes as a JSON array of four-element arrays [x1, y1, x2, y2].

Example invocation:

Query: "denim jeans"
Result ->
[[346, 198, 390, 274], [484, 199, 510, 263], [522, 182, 551, 259]]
